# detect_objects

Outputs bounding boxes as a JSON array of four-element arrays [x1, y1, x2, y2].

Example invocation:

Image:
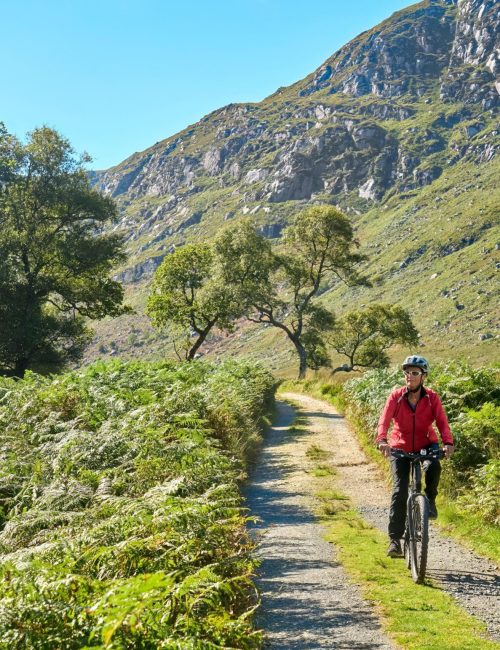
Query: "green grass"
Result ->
[[86, 0, 499, 372], [89, 75, 500, 372], [316, 487, 350, 515], [298, 412, 500, 649], [436, 502, 500, 566], [321, 506, 499, 650], [88, 154, 499, 371], [280, 379, 346, 411], [306, 443, 330, 461], [310, 464, 336, 477]]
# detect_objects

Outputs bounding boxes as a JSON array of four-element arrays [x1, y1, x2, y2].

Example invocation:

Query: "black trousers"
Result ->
[[388, 452, 441, 540]]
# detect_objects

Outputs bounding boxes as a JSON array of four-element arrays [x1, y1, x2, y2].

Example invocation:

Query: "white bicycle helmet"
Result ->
[[402, 355, 430, 373]]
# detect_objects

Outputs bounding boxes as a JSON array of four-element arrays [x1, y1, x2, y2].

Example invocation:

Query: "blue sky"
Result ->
[[2, 0, 411, 169]]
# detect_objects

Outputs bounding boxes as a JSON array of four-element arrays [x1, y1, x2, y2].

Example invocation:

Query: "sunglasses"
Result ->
[[404, 370, 423, 377]]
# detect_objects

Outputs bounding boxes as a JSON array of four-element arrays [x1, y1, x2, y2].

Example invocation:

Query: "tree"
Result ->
[[146, 243, 241, 360], [328, 304, 419, 373], [215, 206, 368, 378], [0, 125, 128, 378]]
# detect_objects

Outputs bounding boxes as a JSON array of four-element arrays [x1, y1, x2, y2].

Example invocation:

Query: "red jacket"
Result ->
[[376, 386, 453, 452]]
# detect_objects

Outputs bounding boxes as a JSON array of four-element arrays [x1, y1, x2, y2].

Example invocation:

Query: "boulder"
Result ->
[[244, 168, 269, 184]]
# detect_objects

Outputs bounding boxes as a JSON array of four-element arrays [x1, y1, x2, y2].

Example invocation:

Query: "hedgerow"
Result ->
[[0, 359, 276, 648]]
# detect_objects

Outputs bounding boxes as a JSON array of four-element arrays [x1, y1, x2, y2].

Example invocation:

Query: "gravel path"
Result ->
[[243, 400, 395, 649], [280, 392, 500, 643]]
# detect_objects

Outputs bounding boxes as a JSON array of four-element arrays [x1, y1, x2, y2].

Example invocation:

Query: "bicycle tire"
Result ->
[[410, 494, 429, 583], [403, 527, 411, 570]]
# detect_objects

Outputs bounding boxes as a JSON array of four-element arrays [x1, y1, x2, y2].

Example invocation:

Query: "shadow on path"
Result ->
[[427, 569, 500, 597], [296, 410, 343, 420], [243, 400, 393, 649]]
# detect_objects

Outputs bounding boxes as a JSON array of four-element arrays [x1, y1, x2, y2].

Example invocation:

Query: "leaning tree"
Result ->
[[146, 243, 242, 360], [215, 206, 369, 378]]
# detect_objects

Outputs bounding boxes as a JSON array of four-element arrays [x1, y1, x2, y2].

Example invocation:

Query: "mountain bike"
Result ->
[[390, 448, 445, 584]]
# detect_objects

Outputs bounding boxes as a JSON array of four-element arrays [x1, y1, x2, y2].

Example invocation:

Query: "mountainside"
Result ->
[[87, 0, 499, 371]]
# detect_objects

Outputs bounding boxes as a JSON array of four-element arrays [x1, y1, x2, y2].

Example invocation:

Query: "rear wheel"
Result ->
[[410, 494, 429, 583]]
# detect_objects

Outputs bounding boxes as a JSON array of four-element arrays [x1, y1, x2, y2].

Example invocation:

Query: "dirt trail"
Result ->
[[276, 392, 500, 642], [243, 400, 395, 649]]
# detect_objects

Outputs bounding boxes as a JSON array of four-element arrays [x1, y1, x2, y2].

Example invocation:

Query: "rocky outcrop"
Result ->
[[440, 0, 499, 107], [177, 210, 202, 231], [114, 254, 167, 284], [299, 3, 457, 99], [265, 150, 322, 202], [89, 0, 498, 287], [257, 222, 284, 238]]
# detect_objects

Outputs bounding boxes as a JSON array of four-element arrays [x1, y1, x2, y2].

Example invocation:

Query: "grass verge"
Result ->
[[437, 504, 500, 564], [321, 506, 499, 650], [304, 443, 500, 650]]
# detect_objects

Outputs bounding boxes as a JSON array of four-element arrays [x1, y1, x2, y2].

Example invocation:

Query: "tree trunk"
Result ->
[[330, 365, 353, 375], [13, 357, 29, 380], [186, 319, 216, 360], [293, 339, 308, 380], [186, 333, 208, 360]]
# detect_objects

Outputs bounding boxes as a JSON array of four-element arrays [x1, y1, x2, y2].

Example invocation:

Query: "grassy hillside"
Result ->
[[85, 156, 499, 375], [324, 157, 500, 366], [83, 0, 498, 373]]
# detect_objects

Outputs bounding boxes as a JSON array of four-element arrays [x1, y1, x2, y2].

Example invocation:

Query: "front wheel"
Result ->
[[403, 523, 411, 569], [410, 494, 429, 584]]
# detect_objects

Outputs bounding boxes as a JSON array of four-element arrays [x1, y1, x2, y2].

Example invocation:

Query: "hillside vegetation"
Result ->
[[0, 360, 275, 648], [85, 154, 499, 373]]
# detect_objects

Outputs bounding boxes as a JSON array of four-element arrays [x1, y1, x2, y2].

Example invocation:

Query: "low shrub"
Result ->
[[457, 459, 500, 526]]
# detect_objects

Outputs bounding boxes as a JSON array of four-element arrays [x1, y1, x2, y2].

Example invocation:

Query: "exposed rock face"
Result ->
[[257, 222, 284, 238], [113, 254, 166, 284], [359, 178, 378, 200], [300, 2, 457, 99], [244, 168, 269, 184], [90, 0, 498, 285], [440, 0, 499, 107]]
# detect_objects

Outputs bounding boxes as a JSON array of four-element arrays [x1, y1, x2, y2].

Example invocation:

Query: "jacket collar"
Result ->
[[404, 385, 427, 398]]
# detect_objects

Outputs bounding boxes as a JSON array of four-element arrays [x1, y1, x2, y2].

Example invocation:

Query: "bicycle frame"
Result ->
[[391, 448, 444, 583]]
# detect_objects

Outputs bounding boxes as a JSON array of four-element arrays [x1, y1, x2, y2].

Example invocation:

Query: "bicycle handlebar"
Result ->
[[390, 448, 445, 461]]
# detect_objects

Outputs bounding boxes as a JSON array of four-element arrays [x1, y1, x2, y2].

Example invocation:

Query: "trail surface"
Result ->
[[247, 391, 500, 646], [243, 400, 394, 649]]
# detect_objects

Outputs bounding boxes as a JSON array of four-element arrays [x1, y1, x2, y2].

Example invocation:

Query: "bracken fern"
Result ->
[[0, 359, 275, 648]]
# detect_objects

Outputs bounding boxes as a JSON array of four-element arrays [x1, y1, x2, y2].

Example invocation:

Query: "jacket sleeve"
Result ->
[[432, 393, 454, 445], [376, 391, 397, 445]]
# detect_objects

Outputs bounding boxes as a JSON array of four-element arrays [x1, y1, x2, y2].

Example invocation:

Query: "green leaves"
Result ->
[[147, 244, 243, 360], [329, 304, 419, 373], [283, 205, 367, 286], [214, 220, 277, 309], [214, 207, 368, 378], [0, 126, 128, 378], [147, 206, 368, 378]]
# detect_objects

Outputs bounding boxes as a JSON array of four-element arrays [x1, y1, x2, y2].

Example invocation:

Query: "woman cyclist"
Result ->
[[376, 355, 455, 558]]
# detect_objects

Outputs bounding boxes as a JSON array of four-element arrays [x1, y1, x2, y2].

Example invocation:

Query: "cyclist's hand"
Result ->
[[378, 443, 391, 458], [444, 444, 455, 459]]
